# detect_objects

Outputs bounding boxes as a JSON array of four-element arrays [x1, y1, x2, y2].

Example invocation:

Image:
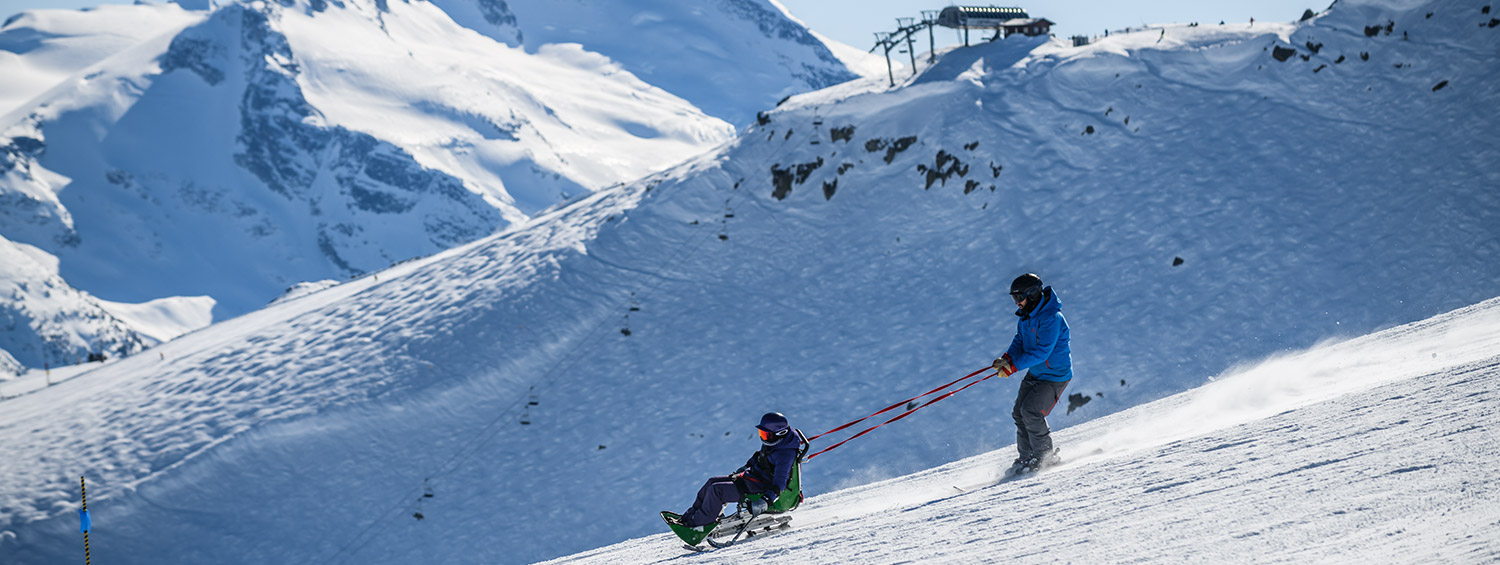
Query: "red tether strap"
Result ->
[[806, 366, 991, 443], [805, 367, 998, 460]]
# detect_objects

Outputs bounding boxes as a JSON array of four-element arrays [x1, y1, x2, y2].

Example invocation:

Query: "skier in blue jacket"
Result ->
[[675, 413, 802, 529], [992, 273, 1072, 474]]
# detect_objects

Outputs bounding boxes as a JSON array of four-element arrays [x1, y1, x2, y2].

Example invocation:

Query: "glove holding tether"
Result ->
[[993, 354, 1017, 377]]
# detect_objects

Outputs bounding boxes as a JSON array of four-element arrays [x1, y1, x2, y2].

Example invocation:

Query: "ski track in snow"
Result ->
[[548, 298, 1500, 564]]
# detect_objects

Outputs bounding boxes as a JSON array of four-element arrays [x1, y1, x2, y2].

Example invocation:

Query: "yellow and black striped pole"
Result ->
[[80, 476, 91, 565]]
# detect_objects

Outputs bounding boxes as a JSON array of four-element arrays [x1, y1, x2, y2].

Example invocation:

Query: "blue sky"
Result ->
[[1, 0, 1326, 49]]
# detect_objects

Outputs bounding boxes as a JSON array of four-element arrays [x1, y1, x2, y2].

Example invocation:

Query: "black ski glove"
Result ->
[[749, 497, 769, 515]]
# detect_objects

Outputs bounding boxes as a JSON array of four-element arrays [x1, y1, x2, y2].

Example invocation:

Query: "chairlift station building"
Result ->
[[936, 5, 1054, 43]]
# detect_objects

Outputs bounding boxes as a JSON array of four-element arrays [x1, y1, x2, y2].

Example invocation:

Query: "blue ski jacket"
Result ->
[[1005, 286, 1072, 382], [738, 430, 802, 497]]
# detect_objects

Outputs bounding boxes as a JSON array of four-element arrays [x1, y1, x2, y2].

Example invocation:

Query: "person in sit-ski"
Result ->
[[673, 412, 801, 530]]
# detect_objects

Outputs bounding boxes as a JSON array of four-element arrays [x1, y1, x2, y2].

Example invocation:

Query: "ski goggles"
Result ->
[[758, 428, 787, 441]]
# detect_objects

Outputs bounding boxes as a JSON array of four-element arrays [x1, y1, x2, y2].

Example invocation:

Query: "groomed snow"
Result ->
[[549, 296, 1500, 564]]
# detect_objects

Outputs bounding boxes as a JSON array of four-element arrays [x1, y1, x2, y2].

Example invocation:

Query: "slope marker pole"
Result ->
[[80, 476, 92, 565]]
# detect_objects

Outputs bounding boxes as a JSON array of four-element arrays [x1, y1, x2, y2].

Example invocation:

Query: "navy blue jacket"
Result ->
[[1005, 287, 1072, 382], [739, 430, 802, 496]]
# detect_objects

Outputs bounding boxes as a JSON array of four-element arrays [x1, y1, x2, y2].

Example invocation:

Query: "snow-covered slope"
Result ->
[[0, 234, 148, 374], [0, 3, 203, 114], [0, 0, 1497, 563], [551, 296, 1500, 564]]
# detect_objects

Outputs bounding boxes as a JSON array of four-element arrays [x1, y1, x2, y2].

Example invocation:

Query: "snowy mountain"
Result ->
[[1, 0, 1497, 563], [0, 0, 864, 373], [429, 0, 867, 123], [0, 234, 154, 374]]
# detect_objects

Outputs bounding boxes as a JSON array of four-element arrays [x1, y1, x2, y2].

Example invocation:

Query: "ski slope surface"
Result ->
[[548, 297, 1500, 563], [0, 0, 1498, 563]]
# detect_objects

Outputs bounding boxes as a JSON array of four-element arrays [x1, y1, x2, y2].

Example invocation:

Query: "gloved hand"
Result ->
[[993, 354, 1017, 377], [749, 497, 769, 515]]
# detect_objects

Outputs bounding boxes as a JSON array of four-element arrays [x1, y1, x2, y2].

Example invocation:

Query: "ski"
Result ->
[[710, 513, 792, 538], [706, 518, 755, 549], [1001, 449, 1062, 481], [705, 512, 793, 548]]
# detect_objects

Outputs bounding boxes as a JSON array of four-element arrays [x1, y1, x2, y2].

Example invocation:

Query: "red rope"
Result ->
[[805, 367, 998, 460]]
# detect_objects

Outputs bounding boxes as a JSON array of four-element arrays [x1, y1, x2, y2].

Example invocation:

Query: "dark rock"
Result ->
[[964, 179, 980, 194], [161, 36, 225, 85], [1173, 256, 1184, 266], [883, 136, 917, 164], [822, 178, 838, 200], [864, 138, 886, 152], [1432, 80, 1449, 91], [830, 125, 855, 143], [795, 157, 824, 184], [1301, 9, 1317, 21], [1361, 52, 1370, 61], [915, 149, 968, 189], [0, 136, 44, 175], [477, 0, 517, 27], [1335, 55, 1345, 63], [1313, 64, 1327, 73], [756, 111, 771, 126], [771, 165, 794, 200], [784, 128, 793, 140], [1364, 24, 1382, 37], [1083, 125, 1095, 135], [1272, 45, 1297, 62], [837, 162, 854, 174], [963, 141, 979, 151], [989, 162, 1003, 178], [1066, 392, 1091, 415], [769, 157, 824, 200]]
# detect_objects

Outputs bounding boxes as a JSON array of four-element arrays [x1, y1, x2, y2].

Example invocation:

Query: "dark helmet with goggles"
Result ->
[[756, 412, 790, 445]]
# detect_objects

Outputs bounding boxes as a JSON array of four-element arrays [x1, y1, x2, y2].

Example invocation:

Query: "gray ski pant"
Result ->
[[681, 475, 743, 527], [1013, 373, 1068, 460]]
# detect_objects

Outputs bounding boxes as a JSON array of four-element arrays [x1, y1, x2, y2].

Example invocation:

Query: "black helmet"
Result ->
[[756, 412, 790, 445], [1009, 273, 1043, 302]]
